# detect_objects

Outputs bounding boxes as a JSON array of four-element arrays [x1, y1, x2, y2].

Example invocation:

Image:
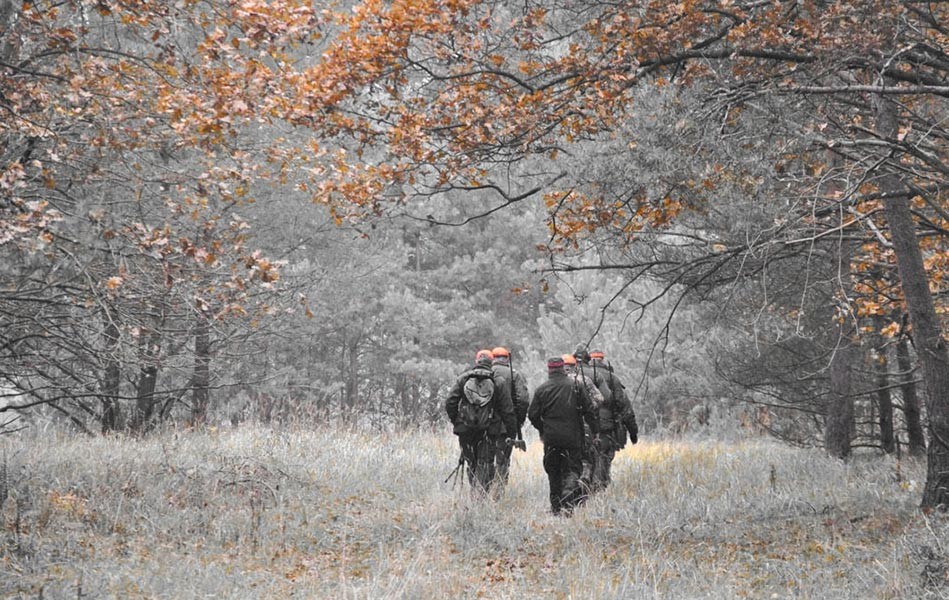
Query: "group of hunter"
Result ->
[[445, 346, 639, 516]]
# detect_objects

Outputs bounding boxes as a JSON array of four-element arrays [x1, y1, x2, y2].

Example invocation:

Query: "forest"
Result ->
[[0, 2, 947, 594]]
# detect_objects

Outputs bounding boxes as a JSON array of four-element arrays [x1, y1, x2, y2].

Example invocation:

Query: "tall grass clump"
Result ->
[[1, 426, 945, 599]]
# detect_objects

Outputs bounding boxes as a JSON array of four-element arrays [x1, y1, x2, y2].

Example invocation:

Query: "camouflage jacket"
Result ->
[[445, 366, 516, 438]]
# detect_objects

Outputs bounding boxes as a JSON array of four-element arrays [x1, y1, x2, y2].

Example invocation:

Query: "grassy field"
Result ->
[[1, 426, 946, 599]]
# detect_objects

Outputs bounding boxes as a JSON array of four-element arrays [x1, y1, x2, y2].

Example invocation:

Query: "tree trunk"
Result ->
[[395, 374, 408, 427], [411, 380, 421, 424], [0, 4, 19, 64], [825, 328, 857, 459], [896, 334, 926, 457], [134, 365, 158, 431], [191, 311, 211, 425], [131, 332, 160, 433], [875, 94, 949, 507], [344, 335, 359, 422], [427, 383, 441, 426], [824, 154, 857, 460], [876, 348, 896, 454], [100, 312, 121, 433]]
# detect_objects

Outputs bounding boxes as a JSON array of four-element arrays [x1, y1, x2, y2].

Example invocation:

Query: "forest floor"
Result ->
[[1, 425, 947, 599]]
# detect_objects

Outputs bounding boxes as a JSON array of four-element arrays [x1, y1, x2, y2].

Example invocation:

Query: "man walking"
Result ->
[[491, 346, 529, 488], [445, 349, 517, 495], [563, 352, 604, 499], [588, 349, 639, 492], [528, 356, 599, 515]]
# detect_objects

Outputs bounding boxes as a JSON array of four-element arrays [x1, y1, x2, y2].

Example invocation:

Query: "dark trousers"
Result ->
[[592, 444, 616, 493], [579, 440, 595, 498], [459, 432, 501, 495], [496, 440, 513, 487], [542, 445, 583, 514]]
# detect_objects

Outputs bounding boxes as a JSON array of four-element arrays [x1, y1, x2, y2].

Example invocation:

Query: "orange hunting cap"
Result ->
[[561, 353, 577, 366], [491, 347, 510, 357], [475, 349, 494, 366]]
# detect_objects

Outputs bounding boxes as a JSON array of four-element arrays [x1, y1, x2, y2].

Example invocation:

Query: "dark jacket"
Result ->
[[528, 370, 599, 449], [590, 358, 638, 444], [613, 381, 638, 443], [491, 359, 529, 427], [584, 360, 618, 432], [445, 366, 517, 438]]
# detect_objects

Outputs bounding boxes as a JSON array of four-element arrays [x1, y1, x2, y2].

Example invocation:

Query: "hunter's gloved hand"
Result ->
[[507, 434, 527, 452], [627, 425, 638, 445]]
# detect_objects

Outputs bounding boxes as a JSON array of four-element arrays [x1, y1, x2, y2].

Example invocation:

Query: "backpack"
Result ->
[[456, 372, 496, 431]]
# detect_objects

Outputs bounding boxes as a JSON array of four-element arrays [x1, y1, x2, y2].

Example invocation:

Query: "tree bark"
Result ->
[[395, 373, 408, 427], [0, 4, 19, 64], [875, 94, 949, 507], [825, 327, 857, 459], [824, 153, 857, 460], [427, 383, 441, 426], [100, 311, 121, 433], [344, 334, 359, 422], [131, 332, 160, 433], [896, 334, 926, 457], [876, 347, 896, 454], [191, 311, 211, 425]]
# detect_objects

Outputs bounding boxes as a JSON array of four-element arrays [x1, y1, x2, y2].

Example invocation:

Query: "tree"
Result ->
[[2, 0, 945, 506], [1, 2, 289, 431], [302, 0, 947, 505]]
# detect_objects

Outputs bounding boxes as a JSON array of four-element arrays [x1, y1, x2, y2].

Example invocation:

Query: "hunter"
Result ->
[[528, 356, 600, 516], [587, 349, 639, 492], [563, 352, 605, 500], [445, 349, 517, 495], [490, 346, 529, 488]]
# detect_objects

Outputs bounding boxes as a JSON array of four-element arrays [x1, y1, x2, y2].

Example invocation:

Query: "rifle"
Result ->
[[606, 360, 615, 409], [509, 352, 527, 452], [592, 358, 608, 444], [577, 360, 602, 452], [444, 449, 466, 487], [571, 369, 597, 454]]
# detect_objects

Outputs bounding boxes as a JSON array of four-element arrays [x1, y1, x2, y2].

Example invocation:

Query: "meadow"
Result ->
[[1, 426, 946, 599]]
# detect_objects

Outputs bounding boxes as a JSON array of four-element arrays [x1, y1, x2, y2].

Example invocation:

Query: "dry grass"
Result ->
[[1, 426, 947, 599]]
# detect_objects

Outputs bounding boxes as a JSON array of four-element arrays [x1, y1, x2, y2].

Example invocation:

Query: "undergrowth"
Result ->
[[1, 426, 946, 599]]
